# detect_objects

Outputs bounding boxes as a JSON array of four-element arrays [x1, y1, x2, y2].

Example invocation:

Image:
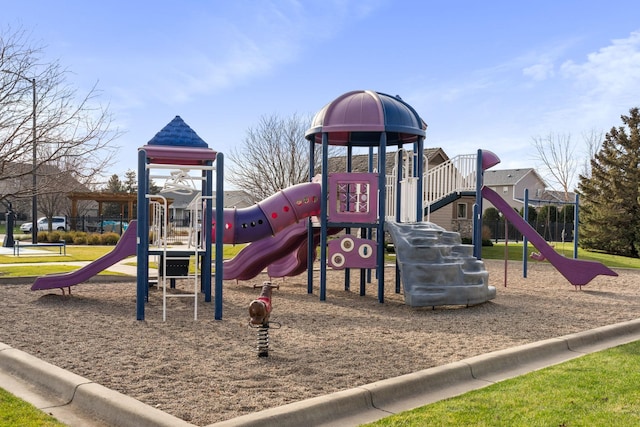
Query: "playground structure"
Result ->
[[136, 116, 224, 321], [28, 91, 618, 319]]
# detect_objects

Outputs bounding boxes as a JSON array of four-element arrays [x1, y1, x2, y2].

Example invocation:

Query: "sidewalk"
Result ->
[[1, 319, 639, 427]]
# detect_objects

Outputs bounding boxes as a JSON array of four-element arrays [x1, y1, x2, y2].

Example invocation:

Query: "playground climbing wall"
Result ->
[[386, 221, 496, 307]]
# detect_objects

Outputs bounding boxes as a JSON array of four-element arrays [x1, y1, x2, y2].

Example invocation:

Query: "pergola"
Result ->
[[67, 191, 137, 222]]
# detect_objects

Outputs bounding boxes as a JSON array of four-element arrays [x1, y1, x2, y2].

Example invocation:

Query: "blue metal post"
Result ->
[[523, 189, 529, 278], [473, 149, 483, 259], [202, 165, 212, 302], [214, 153, 224, 320], [574, 193, 579, 259], [136, 149, 148, 320], [395, 147, 403, 294], [416, 136, 424, 222], [377, 133, 387, 303], [307, 138, 315, 294], [319, 133, 329, 301], [345, 145, 352, 291]]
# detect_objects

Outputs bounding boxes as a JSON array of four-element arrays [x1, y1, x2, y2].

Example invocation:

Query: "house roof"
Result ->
[[182, 190, 255, 210], [537, 190, 576, 204], [483, 168, 546, 186]]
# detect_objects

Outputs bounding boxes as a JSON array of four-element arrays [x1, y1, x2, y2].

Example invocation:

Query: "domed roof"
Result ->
[[305, 90, 426, 146]]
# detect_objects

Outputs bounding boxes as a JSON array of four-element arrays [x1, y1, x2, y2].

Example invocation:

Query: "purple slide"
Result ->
[[481, 187, 617, 286], [31, 221, 138, 291], [223, 221, 311, 281], [267, 227, 342, 278]]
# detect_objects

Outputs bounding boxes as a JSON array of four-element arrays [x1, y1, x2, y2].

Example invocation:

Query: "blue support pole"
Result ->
[[523, 189, 529, 278], [473, 149, 483, 259], [319, 133, 329, 301], [136, 150, 148, 320], [345, 145, 352, 292], [366, 147, 373, 286], [395, 147, 403, 294], [214, 153, 224, 320], [307, 138, 315, 294], [202, 165, 212, 302], [416, 136, 424, 222], [574, 193, 579, 259], [377, 133, 387, 303]]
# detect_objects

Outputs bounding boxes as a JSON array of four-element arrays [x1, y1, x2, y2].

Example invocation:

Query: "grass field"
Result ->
[[363, 340, 640, 426]]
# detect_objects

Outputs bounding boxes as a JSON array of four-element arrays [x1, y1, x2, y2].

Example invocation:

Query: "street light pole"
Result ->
[[29, 77, 37, 244], [2, 70, 38, 243]]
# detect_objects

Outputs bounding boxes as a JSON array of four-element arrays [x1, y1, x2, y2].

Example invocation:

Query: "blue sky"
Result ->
[[5, 0, 640, 190]]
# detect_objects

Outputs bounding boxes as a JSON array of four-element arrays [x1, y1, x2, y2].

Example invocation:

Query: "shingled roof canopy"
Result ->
[[305, 90, 427, 147], [140, 115, 217, 165]]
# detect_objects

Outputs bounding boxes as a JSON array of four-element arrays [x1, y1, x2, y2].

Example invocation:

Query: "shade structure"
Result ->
[[140, 115, 217, 165], [305, 90, 426, 146]]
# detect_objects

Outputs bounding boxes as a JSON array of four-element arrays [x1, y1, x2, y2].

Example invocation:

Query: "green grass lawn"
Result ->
[[0, 388, 66, 427], [362, 340, 640, 427], [479, 241, 640, 269]]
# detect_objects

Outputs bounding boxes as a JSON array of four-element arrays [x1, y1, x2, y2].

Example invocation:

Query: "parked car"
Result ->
[[20, 216, 68, 233], [98, 220, 129, 232]]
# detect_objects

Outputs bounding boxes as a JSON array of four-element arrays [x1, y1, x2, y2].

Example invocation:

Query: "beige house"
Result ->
[[482, 168, 547, 213]]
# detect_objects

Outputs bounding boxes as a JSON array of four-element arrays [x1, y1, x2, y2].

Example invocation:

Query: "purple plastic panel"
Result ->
[[258, 191, 300, 235], [328, 235, 377, 269], [212, 208, 237, 244], [140, 145, 217, 166], [328, 173, 378, 223], [481, 150, 501, 171], [284, 182, 321, 222]]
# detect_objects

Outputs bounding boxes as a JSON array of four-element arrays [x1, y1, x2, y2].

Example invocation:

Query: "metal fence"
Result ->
[[483, 220, 574, 243]]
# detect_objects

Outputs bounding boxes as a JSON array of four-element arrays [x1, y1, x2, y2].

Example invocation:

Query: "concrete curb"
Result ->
[[206, 318, 640, 427], [0, 345, 195, 427]]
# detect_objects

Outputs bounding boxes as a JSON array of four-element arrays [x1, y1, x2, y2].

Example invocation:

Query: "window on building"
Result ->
[[457, 203, 467, 219]]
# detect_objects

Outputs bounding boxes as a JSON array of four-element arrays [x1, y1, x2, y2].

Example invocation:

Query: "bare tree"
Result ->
[[580, 128, 604, 179], [228, 113, 321, 200], [0, 26, 120, 213], [531, 132, 578, 200]]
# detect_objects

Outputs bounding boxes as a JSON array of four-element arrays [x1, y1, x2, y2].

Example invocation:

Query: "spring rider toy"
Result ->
[[248, 282, 280, 357]]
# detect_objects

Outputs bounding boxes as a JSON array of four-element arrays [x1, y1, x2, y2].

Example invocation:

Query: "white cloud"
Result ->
[[560, 31, 640, 97], [522, 61, 555, 81]]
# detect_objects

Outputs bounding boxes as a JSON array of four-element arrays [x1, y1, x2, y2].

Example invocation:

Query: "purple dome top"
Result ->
[[305, 90, 426, 146]]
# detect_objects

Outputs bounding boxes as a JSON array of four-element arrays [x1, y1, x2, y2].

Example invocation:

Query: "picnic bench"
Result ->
[[13, 240, 66, 256]]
